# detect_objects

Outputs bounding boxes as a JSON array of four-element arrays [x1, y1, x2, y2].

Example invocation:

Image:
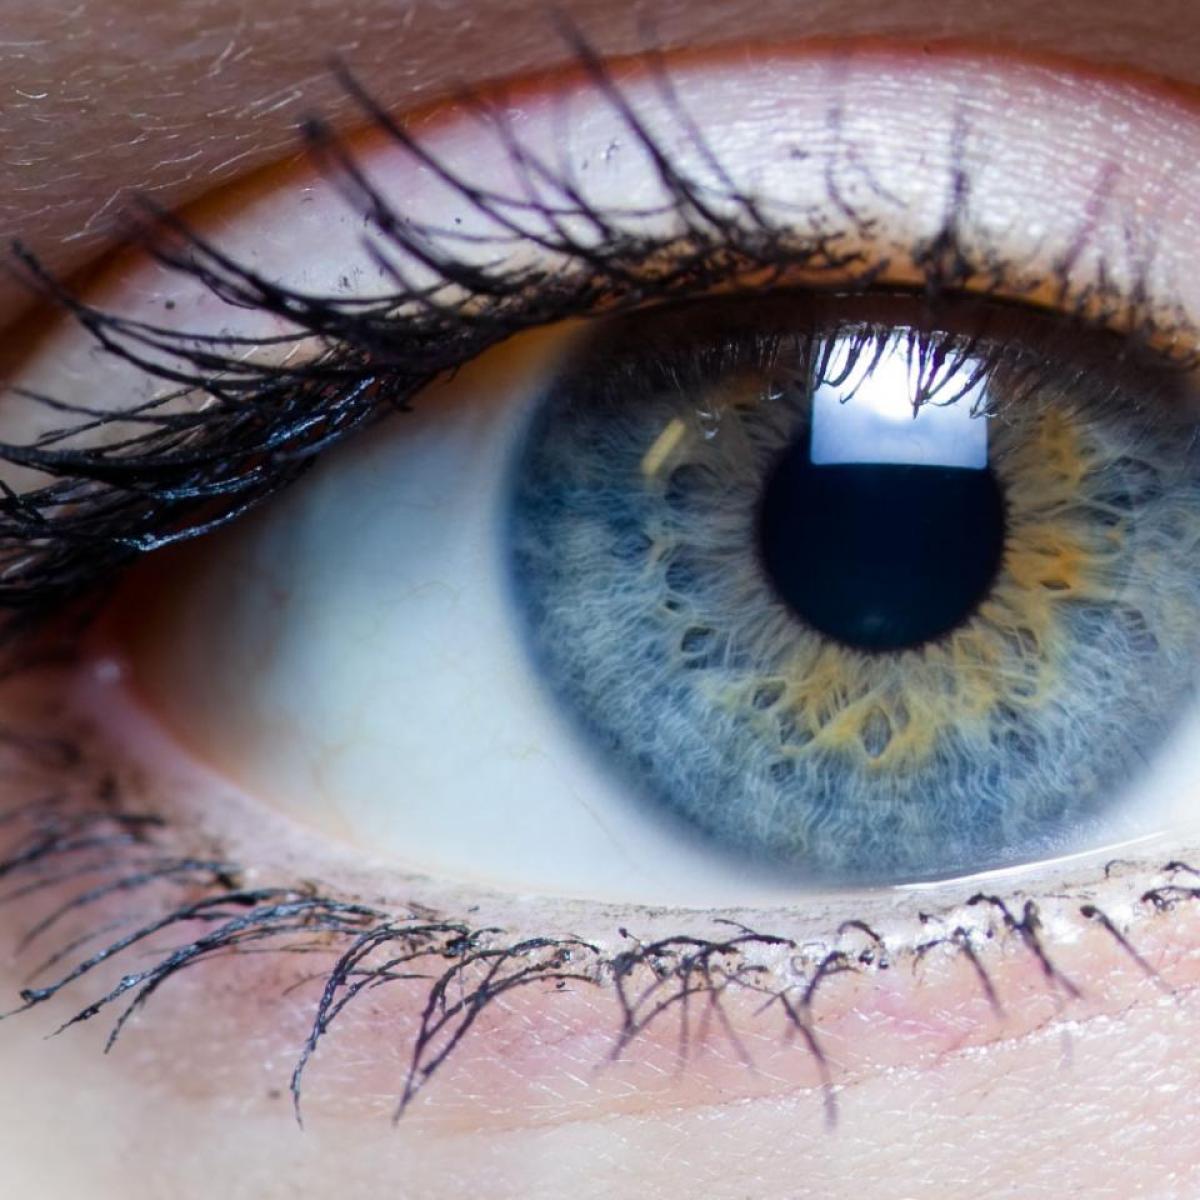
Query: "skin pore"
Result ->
[[4, 1, 1200, 1197]]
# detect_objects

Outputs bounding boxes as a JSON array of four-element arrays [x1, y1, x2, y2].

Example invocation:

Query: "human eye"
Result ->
[[4, 28, 1200, 1200]]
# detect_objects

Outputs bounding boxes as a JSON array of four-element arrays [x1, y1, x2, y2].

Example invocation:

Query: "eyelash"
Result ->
[[5, 757, 1198, 1124], [2, 47, 1188, 634], [3, 44, 1200, 1123]]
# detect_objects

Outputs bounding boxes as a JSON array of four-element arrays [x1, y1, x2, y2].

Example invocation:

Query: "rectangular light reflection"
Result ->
[[809, 338, 989, 469]]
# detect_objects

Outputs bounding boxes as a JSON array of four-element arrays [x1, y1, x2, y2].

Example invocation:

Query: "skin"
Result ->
[[3, 1, 1200, 1197]]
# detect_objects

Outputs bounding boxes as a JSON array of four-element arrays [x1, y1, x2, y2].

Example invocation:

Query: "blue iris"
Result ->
[[506, 298, 1200, 884]]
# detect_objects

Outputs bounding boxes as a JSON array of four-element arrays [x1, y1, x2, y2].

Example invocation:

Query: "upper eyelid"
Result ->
[[0, 4, 1195, 306], [3, 46, 1200, 624], [23, 46, 1200, 355]]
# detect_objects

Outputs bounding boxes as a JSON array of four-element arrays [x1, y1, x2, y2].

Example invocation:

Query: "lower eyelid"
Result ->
[[2, 661, 1198, 1129]]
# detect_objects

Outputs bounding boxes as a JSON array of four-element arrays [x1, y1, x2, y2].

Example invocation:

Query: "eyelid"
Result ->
[[3, 44, 1200, 626], [12, 41, 1200, 398], [7, 658, 1200, 1133]]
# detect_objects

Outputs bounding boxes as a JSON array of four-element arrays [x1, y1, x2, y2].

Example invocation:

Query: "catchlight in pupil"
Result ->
[[758, 344, 1006, 652]]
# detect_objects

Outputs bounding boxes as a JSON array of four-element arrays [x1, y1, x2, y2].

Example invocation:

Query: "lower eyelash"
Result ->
[[1, 694, 1194, 1126]]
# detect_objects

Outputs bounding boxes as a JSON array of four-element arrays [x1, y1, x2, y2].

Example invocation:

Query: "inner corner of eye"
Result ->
[[89, 282, 1200, 908]]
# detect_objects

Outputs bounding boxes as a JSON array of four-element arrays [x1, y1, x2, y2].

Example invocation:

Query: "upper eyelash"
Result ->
[[0, 46, 1189, 638]]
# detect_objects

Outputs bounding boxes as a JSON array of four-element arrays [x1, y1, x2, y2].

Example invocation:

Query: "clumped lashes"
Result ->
[[0, 733, 1195, 1128], [0, 40, 1188, 635]]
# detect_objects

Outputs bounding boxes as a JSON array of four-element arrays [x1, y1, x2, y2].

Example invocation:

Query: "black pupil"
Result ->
[[758, 437, 1007, 653]]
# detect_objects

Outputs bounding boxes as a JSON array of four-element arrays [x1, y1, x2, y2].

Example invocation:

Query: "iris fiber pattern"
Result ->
[[509, 299, 1200, 882]]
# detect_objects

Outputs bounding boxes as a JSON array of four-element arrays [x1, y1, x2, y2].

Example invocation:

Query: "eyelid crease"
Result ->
[[3, 41, 1200, 645]]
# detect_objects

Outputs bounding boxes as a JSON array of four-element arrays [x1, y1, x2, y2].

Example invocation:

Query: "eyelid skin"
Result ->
[[6, 0, 1200, 325], [7, 43, 1200, 1199], [7, 41, 1200, 455]]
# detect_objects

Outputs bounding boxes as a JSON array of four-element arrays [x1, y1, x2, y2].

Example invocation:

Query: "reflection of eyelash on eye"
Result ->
[[0, 47, 1188, 633]]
